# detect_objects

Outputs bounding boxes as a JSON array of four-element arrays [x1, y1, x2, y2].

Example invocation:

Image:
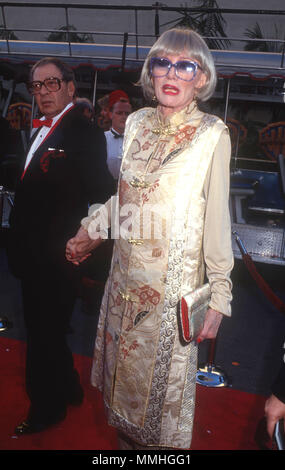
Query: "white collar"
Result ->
[[42, 102, 73, 126]]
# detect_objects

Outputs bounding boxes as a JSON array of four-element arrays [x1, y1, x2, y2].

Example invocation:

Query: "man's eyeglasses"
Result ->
[[28, 77, 65, 95], [150, 57, 202, 82]]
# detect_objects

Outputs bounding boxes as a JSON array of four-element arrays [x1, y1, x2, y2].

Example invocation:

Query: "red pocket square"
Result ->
[[40, 149, 66, 173]]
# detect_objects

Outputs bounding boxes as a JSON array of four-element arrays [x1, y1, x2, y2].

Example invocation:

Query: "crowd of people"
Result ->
[[0, 27, 284, 450]]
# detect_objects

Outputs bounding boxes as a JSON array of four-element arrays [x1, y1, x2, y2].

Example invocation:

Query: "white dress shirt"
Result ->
[[105, 128, 124, 180], [24, 102, 73, 170]]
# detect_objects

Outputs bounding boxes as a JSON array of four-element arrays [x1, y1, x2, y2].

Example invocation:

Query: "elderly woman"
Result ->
[[66, 28, 233, 450]]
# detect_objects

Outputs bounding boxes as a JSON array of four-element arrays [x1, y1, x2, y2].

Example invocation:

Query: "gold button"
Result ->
[[119, 290, 134, 302], [128, 238, 144, 245], [130, 178, 150, 189]]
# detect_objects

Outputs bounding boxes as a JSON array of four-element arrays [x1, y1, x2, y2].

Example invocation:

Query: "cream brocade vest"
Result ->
[[90, 104, 228, 449]]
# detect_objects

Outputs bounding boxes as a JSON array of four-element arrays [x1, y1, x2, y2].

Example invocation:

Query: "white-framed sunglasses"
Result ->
[[150, 57, 202, 82]]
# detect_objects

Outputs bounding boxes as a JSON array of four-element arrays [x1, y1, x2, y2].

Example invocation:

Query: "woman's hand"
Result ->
[[66, 226, 102, 265], [197, 308, 223, 343]]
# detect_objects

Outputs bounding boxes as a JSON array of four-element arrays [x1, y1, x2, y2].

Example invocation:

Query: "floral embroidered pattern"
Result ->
[[131, 285, 161, 306], [152, 247, 162, 258], [120, 337, 139, 359], [175, 125, 196, 145], [142, 141, 152, 151], [148, 180, 159, 192], [134, 310, 149, 326], [166, 125, 197, 156], [142, 128, 151, 138], [141, 179, 160, 204]]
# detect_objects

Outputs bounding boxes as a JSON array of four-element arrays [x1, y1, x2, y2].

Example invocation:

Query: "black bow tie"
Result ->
[[111, 129, 123, 139]]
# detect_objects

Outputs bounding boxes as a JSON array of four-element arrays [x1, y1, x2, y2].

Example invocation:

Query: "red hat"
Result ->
[[108, 90, 129, 109]]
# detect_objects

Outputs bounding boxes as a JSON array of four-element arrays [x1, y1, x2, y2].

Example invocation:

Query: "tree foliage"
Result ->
[[46, 25, 93, 43], [0, 25, 18, 40], [244, 22, 285, 53], [161, 0, 230, 49]]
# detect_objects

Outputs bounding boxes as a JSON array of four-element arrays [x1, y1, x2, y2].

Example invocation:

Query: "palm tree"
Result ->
[[46, 25, 93, 43], [244, 22, 285, 53], [0, 25, 18, 40], [161, 0, 230, 49]]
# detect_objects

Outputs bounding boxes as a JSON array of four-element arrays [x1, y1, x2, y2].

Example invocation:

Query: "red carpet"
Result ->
[[0, 338, 267, 451]]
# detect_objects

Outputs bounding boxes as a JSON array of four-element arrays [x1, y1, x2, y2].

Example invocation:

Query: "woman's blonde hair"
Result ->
[[140, 28, 217, 103]]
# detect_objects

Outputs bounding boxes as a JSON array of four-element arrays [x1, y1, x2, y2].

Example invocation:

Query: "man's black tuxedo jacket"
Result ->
[[8, 105, 114, 278]]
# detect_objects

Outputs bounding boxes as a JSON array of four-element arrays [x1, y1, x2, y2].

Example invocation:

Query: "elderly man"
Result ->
[[7, 57, 113, 434], [105, 92, 132, 182]]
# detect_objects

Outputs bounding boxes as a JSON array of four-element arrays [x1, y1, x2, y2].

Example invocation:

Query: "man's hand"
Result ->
[[265, 394, 285, 438], [66, 226, 102, 265]]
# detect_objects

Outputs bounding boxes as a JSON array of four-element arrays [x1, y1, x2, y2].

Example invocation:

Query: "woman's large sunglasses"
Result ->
[[150, 57, 202, 82], [28, 77, 65, 95]]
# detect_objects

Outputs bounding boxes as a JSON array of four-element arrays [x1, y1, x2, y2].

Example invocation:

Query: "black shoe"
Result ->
[[15, 420, 45, 435], [15, 411, 66, 435]]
